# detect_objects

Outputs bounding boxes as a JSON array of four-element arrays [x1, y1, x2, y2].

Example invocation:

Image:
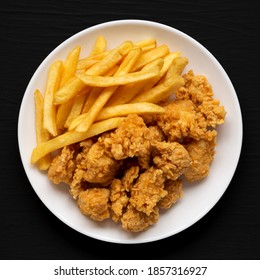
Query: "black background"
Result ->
[[1, 0, 259, 260]]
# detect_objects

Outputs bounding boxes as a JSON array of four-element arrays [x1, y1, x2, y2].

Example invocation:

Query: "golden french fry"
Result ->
[[43, 60, 63, 136], [70, 48, 142, 132], [95, 102, 165, 122], [77, 40, 133, 71], [34, 89, 52, 170], [77, 58, 103, 71], [142, 52, 181, 91], [76, 64, 161, 88], [31, 117, 125, 164], [164, 56, 188, 86], [64, 90, 89, 128], [90, 35, 107, 56], [59, 46, 81, 88], [54, 47, 125, 105], [131, 44, 170, 72], [131, 57, 188, 104], [56, 99, 74, 133], [106, 58, 164, 106], [134, 38, 156, 48]]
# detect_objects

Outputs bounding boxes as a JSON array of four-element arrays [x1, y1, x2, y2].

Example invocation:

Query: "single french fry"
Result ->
[[134, 38, 157, 53], [164, 56, 188, 86], [31, 117, 125, 164], [134, 38, 156, 49], [76, 64, 161, 88], [90, 35, 107, 56], [70, 48, 142, 132], [34, 89, 52, 170], [131, 44, 170, 72], [76, 59, 100, 71], [82, 87, 104, 114], [43, 60, 63, 136], [64, 93, 87, 128], [59, 46, 81, 88], [56, 99, 74, 133], [95, 102, 165, 122]]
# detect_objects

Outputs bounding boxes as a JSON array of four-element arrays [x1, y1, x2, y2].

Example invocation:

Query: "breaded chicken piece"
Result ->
[[70, 139, 93, 199], [77, 188, 110, 221], [121, 205, 159, 232], [158, 179, 183, 209], [102, 114, 150, 159], [110, 166, 139, 222], [110, 179, 129, 223], [48, 145, 78, 185], [155, 99, 217, 142], [184, 138, 216, 182], [152, 141, 192, 180], [102, 115, 165, 169], [82, 141, 122, 185], [71, 140, 121, 199], [176, 70, 226, 127], [130, 167, 167, 216], [121, 165, 140, 191]]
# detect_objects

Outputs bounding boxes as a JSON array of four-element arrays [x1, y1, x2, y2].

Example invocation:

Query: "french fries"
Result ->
[[31, 37, 189, 166], [43, 60, 63, 136], [34, 89, 52, 170], [95, 102, 165, 122]]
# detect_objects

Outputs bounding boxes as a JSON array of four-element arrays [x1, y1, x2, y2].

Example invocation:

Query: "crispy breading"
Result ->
[[176, 70, 226, 127], [129, 167, 167, 216], [121, 205, 159, 232], [158, 179, 183, 209], [184, 138, 216, 182], [110, 179, 129, 223], [77, 188, 110, 221], [70, 139, 121, 199], [110, 166, 139, 222], [48, 145, 78, 185], [155, 99, 217, 142], [152, 141, 192, 180]]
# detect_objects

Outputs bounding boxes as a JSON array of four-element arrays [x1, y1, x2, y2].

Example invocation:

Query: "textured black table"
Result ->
[[1, 0, 259, 260]]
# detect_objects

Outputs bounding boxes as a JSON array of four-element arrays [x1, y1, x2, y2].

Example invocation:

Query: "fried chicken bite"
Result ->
[[176, 70, 226, 127], [102, 114, 149, 159], [184, 138, 216, 182], [70, 139, 93, 199], [102, 115, 165, 170], [152, 141, 192, 180], [110, 179, 129, 223], [155, 99, 216, 142], [121, 205, 159, 232], [70, 140, 122, 199], [48, 145, 78, 185], [129, 167, 167, 216], [77, 188, 110, 221], [110, 166, 139, 222], [82, 141, 122, 185], [158, 179, 183, 209]]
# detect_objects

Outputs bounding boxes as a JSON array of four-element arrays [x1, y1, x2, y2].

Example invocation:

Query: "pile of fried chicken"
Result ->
[[48, 70, 226, 232]]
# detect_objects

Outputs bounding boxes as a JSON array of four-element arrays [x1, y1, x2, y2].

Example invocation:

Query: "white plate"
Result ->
[[18, 20, 242, 244]]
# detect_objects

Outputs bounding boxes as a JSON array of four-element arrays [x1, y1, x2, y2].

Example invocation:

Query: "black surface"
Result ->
[[1, 0, 259, 260]]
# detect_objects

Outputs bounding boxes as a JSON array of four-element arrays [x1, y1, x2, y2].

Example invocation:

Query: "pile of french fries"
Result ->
[[31, 36, 188, 170]]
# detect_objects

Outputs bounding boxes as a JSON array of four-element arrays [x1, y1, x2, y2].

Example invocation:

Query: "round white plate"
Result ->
[[18, 20, 242, 244]]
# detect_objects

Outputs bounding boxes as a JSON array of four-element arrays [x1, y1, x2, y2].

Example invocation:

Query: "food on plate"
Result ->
[[30, 37, 226, 232]]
